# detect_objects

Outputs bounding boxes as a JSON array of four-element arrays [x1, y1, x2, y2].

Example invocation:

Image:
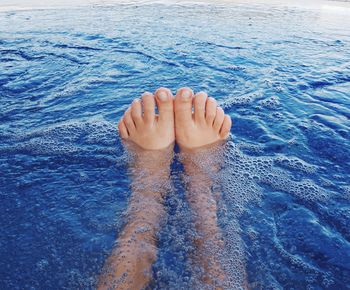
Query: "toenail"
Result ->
[[181, 90, 192, 99], [158, 91, 168, 101]]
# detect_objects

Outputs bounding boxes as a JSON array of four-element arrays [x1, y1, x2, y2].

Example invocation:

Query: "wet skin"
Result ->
[[98, 87, 234, 290]]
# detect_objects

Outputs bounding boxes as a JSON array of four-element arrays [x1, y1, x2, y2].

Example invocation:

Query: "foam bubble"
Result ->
[[1, 119, 122, 161], [274, 156, 318, 174], [258, 96, 280, 109], [343, 186, 350, 200], [221, 91, 264, 108]]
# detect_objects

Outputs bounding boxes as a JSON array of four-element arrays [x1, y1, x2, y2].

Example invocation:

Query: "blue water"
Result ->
[[1, 1, 350, 289]]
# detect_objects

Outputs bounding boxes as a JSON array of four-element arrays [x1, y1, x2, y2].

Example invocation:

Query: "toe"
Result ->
[[118, 118, 129, 139], [220, 114, 232, 139], [123, 108, 136, 134], [213, 107, 225, 131], [130, 99, 143, 127], [141, 92, 156, 124], [205, 97, 217, 125], [174, 87, 194, 124], [154, 87, 174, 122], [194, 92, 208, 123]]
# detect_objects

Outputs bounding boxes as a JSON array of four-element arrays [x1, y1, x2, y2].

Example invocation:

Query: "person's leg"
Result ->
[[174, 88, 246, 289], [98, 88, 175, 290], [180, 147, 227, 289]]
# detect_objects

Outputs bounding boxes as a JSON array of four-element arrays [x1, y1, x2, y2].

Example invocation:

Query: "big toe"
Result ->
[[154, 87, 174, 122], [174, 87, 194, 124]]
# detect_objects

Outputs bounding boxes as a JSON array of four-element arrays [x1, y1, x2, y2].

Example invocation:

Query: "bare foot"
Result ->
[[174, 87, 232, 150], [118, 87, 175, 150]]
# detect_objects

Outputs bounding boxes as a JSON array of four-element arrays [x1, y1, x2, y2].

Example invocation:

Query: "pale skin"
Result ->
[[98, 87, 234, 289]]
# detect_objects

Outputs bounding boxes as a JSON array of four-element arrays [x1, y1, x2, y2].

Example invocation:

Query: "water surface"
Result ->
[[0, 1, 350, 289]]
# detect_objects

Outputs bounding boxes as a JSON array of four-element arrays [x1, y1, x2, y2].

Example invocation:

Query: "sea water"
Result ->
[[0, 1, 349, 289]]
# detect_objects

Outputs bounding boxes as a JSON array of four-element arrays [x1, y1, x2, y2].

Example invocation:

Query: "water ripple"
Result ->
[[0, 2, 349, 289]]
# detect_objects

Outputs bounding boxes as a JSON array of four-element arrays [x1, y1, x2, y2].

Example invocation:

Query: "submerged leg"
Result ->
[[98, 88, 175, 289], [181, 147, 227, 289], [174, 88, 246, 289], [98, 147, 173, 289]]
